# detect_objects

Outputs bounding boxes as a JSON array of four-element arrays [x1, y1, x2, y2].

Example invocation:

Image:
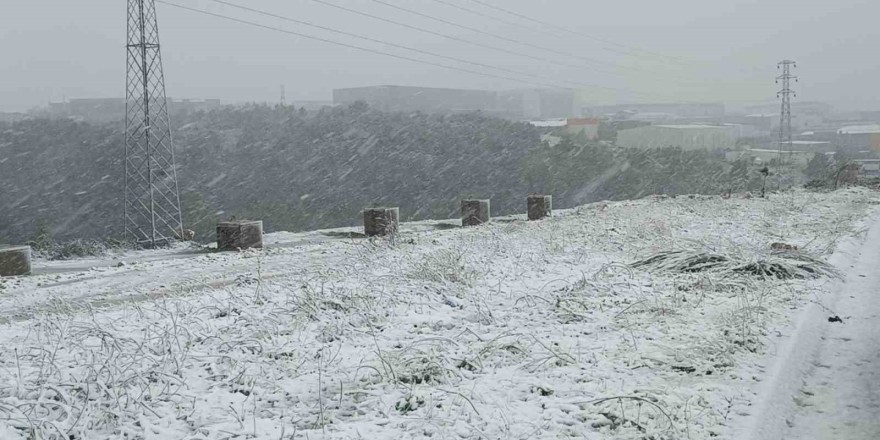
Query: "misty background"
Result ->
[[1, 0, 878, 112], [2, 0, 878, 247]]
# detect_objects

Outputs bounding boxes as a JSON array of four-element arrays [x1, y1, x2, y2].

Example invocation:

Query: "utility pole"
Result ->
[[124, 0, 184, 247], [776, 59, 797, 181], [280, 85, 287, 107]]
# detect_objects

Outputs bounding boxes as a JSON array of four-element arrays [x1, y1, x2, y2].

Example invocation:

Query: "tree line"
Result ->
[[0, 103, 769, 245]]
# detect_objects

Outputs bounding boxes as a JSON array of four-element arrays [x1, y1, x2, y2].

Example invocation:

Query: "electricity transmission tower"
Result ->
[[776, 59, 797, 174], [124, 0, 184, 246]]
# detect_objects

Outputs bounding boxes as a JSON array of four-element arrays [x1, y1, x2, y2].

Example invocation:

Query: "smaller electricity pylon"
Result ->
[[775, 59, 797, 186]]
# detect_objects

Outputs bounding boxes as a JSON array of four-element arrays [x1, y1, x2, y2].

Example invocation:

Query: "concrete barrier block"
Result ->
[[217, 220, 264, 251], [0, 246, 31, 277], [461, 199, 490, 226], [527, 195, 552, 221], [364, 207, 399, 237]]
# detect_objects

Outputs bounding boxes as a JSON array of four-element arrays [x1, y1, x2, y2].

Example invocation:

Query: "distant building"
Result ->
[[582, 102, 725, 121], [563, 118, 600, 140], [857, 111, 880, 123], [616, 125, 737, 150], [781, 140, 833, 151], [742, 114, 776, 132], [837, 124, 880, 152], [744, 101, 832, 118], [743, 101, 831, 130], [603, 120, 650, 139], [291, 100, 336, 112], [726, 149, 815, 167], [41, 98, 225, 122], [528, 118, 600, 141], [333, 85, 497, 114], [332, 85, 575, 119], [46, 98, 125, 122], [854, 159, 880, 178], [528, 119, 567, 128], [722, 123, 761, 139]]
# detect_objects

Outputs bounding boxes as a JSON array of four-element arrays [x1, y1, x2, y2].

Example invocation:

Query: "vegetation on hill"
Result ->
[[0, 104, 767, 244]]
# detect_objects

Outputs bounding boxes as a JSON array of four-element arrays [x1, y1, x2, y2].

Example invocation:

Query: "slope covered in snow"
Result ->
[[0, 188, 877, 439], [736, 199, 880, 440]]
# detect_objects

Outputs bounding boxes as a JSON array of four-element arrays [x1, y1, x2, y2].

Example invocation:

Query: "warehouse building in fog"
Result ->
[[333, 85, 497, 114], [837, 125, 880, 152], [582, 102, 725, 121], [616, 125, 737, 150], [333, 85, 574, 119]]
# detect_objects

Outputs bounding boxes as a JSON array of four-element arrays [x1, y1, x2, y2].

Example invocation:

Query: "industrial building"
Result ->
[[837, 125, 880, 152], [726, 149, 815, 167], [332, 85, 575, 119], [582, 102, 725, 121], [742, 101, 830, 130], [616, 125, 737, 150], [333, 85, 497, 114], [42, 98, 224, 122], [855, 159, 880, 177], [563, 118, 601, 140]]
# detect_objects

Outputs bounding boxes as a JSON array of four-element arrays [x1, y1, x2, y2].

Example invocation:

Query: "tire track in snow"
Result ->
[[740, 210, 880, 439], [782, 214, 880, 439]]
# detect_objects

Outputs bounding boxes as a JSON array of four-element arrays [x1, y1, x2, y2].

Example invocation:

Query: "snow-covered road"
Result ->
[[782, 214, 880, 438], [736, 206, 880, 440]]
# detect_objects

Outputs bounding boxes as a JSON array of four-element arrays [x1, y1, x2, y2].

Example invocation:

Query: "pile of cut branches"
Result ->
[[631, 248, 838, 280]]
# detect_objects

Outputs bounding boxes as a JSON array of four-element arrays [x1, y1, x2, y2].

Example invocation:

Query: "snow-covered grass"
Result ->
[[0, 188, 877, 439]]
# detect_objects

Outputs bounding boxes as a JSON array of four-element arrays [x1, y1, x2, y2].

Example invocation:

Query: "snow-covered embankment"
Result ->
[[0, 188, 877, 439]]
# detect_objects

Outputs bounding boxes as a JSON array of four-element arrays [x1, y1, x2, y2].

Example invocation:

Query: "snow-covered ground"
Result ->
[[738, 198, 880, 440], [0, 188, 878, 439]]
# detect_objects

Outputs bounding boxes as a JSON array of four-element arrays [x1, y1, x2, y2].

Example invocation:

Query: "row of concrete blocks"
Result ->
[[215, 195, 553, 250], [0, 195, 553, 276]]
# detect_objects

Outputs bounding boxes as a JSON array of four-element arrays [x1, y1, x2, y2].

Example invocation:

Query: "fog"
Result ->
[[2, 0, 879, 112], [5, 2, 880, 439]]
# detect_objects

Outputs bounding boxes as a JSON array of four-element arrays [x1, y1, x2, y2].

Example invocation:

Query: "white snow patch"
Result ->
[[0, 188, 878, 439]]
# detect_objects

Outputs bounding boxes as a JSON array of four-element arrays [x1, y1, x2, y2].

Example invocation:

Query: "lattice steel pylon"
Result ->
[[776, 59, 797, 177], [124, 0, 184, 246]]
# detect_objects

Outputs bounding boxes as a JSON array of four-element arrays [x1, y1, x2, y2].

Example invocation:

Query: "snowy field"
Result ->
[[1, 188, 878, 439]]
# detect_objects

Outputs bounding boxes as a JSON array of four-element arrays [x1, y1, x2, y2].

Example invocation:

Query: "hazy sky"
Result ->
[[1, 0, 878, 112]]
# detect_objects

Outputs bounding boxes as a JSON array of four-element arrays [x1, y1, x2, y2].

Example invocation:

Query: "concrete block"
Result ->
[[217, 220, 264, 251], [461, 199, 490, 226], [527, 195, 552, 221], [0, 245, 31, 277], [364, 207, 399, 237]]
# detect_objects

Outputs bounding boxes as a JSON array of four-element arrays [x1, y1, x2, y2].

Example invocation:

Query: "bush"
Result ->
[[26, 221, 127, 260]]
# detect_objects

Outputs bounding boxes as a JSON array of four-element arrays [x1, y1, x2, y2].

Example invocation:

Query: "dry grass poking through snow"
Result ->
[[0, 188, 877, 439]]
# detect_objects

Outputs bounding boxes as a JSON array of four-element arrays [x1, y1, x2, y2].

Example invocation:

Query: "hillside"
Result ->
[[0, 104, 762, 245], [0, 188, 877, 439]]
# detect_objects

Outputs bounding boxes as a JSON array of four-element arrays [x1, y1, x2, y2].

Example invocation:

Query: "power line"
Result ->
[[311, 0, 743, 90], [157, 1, 663, 97], [426, 0, 649, 65], [200, 0, 660, 96], [367, 0, 648, 75], [305, 0, 618, 74], [460, 0, 694, 65], [462, 0, 769, 78]]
